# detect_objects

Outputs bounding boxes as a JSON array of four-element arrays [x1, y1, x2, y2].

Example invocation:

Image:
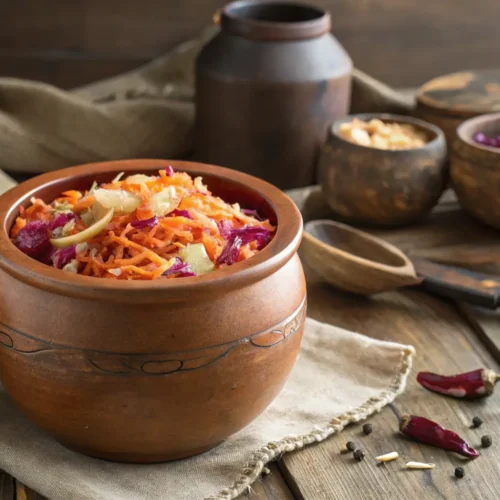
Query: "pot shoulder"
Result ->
[[197, 32, 352, 83]]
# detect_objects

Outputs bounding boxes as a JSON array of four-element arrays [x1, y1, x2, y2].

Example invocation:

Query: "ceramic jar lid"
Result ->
[[417, 69, 500, 117]]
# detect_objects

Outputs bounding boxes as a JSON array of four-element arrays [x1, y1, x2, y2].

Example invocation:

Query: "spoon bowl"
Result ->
[[302, 220, 421, 294]]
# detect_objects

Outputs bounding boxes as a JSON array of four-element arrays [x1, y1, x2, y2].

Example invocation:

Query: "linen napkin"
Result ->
[[0, 318, 414, 500]]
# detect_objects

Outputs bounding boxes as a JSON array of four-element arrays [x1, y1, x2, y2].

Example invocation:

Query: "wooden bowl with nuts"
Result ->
[[451, 112, 500, 230], [318, 113, 448, 227]]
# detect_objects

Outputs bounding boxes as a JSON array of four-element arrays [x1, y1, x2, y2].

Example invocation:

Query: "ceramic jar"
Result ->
[[195, 0, 352, 189]]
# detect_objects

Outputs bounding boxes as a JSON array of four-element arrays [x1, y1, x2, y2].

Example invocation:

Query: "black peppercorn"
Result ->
[[454, 467, 465, 478], [363, 424, 373, 435], [472, 416, 483, 428], [481, 435, 492, 448], [346, 441, 356, 452], [353, 449, 365, 462]]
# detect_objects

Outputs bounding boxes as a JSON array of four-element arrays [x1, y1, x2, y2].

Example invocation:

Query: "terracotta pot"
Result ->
[[0, 159, 305, 463], [195, 0, 352, 190], [318, 114, 447, 227]]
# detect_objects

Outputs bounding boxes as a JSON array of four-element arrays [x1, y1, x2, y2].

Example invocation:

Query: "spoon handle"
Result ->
[[411, 257, 500, 309]]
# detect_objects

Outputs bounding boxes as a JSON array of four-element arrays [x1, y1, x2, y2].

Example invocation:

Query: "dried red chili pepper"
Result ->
[[417, 368, 500, 399], [389, 405, 479, 458]]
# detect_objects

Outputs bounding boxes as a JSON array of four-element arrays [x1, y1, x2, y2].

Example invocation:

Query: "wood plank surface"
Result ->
[[1, 0, 500, 87], [0, 470, 14, 500], [15, 483, 47, 500], [240, 463, 295, 500], [281, 187, 500, 499], [4, 183, 500, 498], [278, 275, 500, 499]]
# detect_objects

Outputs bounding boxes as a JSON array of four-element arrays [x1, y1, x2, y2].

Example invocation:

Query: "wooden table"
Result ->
[[2, 185, 500, 500]]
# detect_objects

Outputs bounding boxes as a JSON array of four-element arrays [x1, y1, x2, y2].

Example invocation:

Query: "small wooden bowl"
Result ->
[[414, 69, 500, 147], [451, 113, 500, 230], [318, 113, 447, 227]]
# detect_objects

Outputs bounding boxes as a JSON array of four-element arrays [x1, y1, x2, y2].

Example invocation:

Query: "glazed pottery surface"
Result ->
[[451, 113, 500, 230], [318, 113, 447, 227], [195, 0, 352, 190], [0, 160, 305, 463]]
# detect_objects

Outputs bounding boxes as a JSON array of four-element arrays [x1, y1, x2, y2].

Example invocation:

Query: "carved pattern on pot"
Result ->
[[0, 297, 306, 376]]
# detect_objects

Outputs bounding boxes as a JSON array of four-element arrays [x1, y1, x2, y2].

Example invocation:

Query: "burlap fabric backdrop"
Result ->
[[0, 26, 413, 178]]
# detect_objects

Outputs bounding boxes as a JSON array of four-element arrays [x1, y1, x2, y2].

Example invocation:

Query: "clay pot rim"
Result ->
[[220, 0, 331, 41], [329, 113, 445, 154], [0, 159, 303, 303], [456, 112, 500, 156]]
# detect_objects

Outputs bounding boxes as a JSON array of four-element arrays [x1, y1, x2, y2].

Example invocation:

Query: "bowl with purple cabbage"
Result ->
[[0, 159, 306, 463], [451, 112, 500, 230]]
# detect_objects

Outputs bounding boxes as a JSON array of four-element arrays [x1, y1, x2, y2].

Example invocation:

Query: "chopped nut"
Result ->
[[405, 461, 435, 469], [375, 451, 399, 462], [337, 118, 429, 150], [350, 128, 371, 147]]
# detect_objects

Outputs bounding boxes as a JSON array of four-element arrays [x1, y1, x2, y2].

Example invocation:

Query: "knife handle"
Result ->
[[411, 257, 500, 309]]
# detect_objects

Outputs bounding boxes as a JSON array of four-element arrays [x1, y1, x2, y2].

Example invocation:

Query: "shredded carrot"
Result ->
[[10, 168, 276, 280], [73, 195, 95, 213]]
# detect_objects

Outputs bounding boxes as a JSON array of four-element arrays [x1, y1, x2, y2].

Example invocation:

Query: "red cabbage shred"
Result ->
[[49, 213, 77, 230], [473, 132, 500, 149], [162, 257, 196, 277], [14, 220, 50, 257], [51, 245, 76, 269], [217, 222, 271, 265], [170, 209, 192, 219], [241, 208, 264, 221], [131, 216, 159, 229]]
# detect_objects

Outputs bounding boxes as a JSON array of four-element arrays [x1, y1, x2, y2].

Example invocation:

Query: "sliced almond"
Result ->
[[405, 461, 435, 470], [50, 208, 114, 248], [375, 452, 399, 462]]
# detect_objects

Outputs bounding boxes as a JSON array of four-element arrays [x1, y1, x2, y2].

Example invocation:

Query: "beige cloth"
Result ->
[[0, 27, 215, 175], [0, 318, 414, 500], [0, 26, 413, 177]]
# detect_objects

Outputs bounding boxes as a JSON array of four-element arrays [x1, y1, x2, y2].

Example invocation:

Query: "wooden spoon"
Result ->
[[302, 219, 500, 309]]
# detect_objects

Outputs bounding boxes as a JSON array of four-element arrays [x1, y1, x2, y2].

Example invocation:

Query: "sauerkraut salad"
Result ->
[[10, 167, 275, 280]]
